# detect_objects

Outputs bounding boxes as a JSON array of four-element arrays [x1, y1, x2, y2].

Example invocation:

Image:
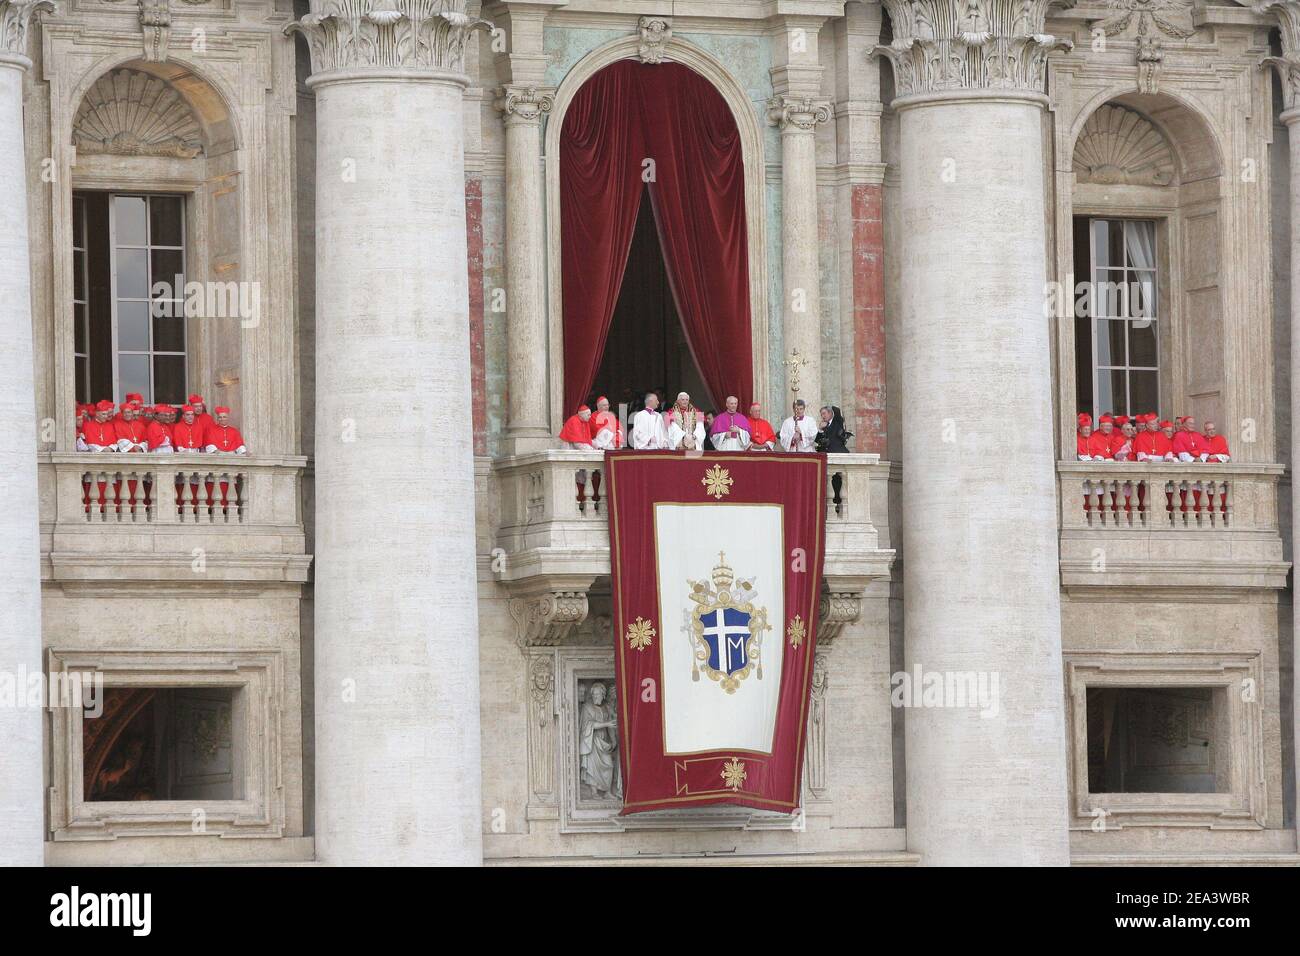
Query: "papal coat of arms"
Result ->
[[687, 552, 771, 694]]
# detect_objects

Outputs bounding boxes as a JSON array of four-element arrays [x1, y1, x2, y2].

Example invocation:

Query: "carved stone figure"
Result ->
[[578, 681, 621, 800]]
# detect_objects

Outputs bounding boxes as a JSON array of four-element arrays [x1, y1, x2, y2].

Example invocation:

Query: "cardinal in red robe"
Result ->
[[1203, 421, 1230, 462], [204, 406, 248, 454], [114, 404, 149, 453], [1171, 416, 1208, 462], [147, 405, 176, 452], [748, 402, 777, 451], [81, 401, 119, 452], [1076, 412, 1093, 459], [559, 406, 594, 449], [1086, 414, 1118, 459], [188, 393, 216, 431], [172, 405, 207, 452]]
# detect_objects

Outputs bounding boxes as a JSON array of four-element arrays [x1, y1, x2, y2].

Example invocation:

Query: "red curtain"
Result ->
[[560, 61, 753, 414]]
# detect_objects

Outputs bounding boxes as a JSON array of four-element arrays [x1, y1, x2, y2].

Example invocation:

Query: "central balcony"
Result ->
[[490, 451, 896, 645]]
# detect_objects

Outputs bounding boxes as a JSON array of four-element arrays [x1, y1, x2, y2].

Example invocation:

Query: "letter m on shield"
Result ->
[[701, 607, 751, 676]]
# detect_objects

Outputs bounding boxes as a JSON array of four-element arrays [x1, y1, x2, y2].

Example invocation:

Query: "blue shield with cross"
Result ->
[[699, 607, 752, 676]]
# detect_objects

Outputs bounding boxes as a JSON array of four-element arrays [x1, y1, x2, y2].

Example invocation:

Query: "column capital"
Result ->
[[284, 0, 491, 81], [1256, 1, 1300, 113], [873, 0, 1073, 103], [0, 0, 54, 70], [767, 94, 831, 133], [494, 84, 554, 124]]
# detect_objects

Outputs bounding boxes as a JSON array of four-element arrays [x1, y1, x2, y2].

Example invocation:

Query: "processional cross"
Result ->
[[783, 349, 810, 395]]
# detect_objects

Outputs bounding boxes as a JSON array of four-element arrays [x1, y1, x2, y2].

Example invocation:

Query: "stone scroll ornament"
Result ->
[[284, 0, 491, 74], [873, 0, 1075, 97], [604, 451, 827, 814]]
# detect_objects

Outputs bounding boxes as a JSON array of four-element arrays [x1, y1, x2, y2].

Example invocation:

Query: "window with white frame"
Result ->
[[75, 192, 188, 404], [1073, 217, 1160, 418]]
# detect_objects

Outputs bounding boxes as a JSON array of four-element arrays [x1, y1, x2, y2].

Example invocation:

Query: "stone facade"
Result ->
[[0, 0, 1295, 865]]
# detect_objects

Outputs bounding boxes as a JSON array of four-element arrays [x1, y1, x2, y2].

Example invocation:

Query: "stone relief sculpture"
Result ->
[[72, 69, 204, 158], [578, 680, 622, 801], [528, 655, 555, 800], [1073, 104, 1175, 186]]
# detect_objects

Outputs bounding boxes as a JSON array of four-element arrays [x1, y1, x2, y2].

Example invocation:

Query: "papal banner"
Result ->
[[605, 450, 827, 814]]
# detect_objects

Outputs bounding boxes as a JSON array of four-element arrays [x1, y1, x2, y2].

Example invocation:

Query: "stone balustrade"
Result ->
[[38, 452, 311, 583], [1056, 461, 1288, 589]]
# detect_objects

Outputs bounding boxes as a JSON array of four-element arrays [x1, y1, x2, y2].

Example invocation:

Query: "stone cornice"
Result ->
[[767, 93, 831, 132], [873, 0, 1074, 101], [0, 0, 54, 66], [283, 0, 490, 78]]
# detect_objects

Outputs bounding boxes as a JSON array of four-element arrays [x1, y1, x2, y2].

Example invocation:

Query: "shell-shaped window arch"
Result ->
[[72, 68, 206, 159], [1073, 104, 1176, 187]]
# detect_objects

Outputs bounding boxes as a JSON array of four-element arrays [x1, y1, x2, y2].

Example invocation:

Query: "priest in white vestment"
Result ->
[[709, 395, 751, 451], [631, 392, 669, 449], [779, 399, 818, 452], [666, 392, 705, 450]]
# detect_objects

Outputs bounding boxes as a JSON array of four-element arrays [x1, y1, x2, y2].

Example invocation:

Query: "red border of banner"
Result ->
[[606, 450, 827, 814]]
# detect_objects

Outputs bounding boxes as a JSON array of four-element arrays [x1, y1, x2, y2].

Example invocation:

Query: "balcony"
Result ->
[[38, 452, 311, 585], [1056, 461, 1288, 590], [490, 451, 896, 645]]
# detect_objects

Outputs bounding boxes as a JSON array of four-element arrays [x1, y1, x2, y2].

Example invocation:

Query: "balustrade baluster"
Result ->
[[218, 474, 231, 521], [125, 473, 139, 519], [95, 472, 108, 522], [575, 469, 588, 514]]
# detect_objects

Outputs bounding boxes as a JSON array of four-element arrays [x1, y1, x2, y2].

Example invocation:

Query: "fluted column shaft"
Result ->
[[498, 86, 553, 452], [287, 2, 486, 865], [0, 0, 52, 868], [879, 0, 1073, 866]]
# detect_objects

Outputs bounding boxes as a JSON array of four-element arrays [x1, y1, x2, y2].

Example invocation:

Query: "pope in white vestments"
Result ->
[[631, 393, 669, 449], [779, 400, 819, 452], [666, 392, 705, 450]]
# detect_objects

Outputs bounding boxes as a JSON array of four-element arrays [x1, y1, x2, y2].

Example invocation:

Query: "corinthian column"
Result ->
[[285, 0, 487, 866], [876, 0, 1072, 866], [0, 0, 52, 868], [768, 95, 831, 413], [1257, 0, 1300, 850], [496, 85, 553, 453]]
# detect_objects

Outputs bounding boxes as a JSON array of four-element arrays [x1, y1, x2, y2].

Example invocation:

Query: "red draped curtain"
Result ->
[[560, 60, 754, 414]]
